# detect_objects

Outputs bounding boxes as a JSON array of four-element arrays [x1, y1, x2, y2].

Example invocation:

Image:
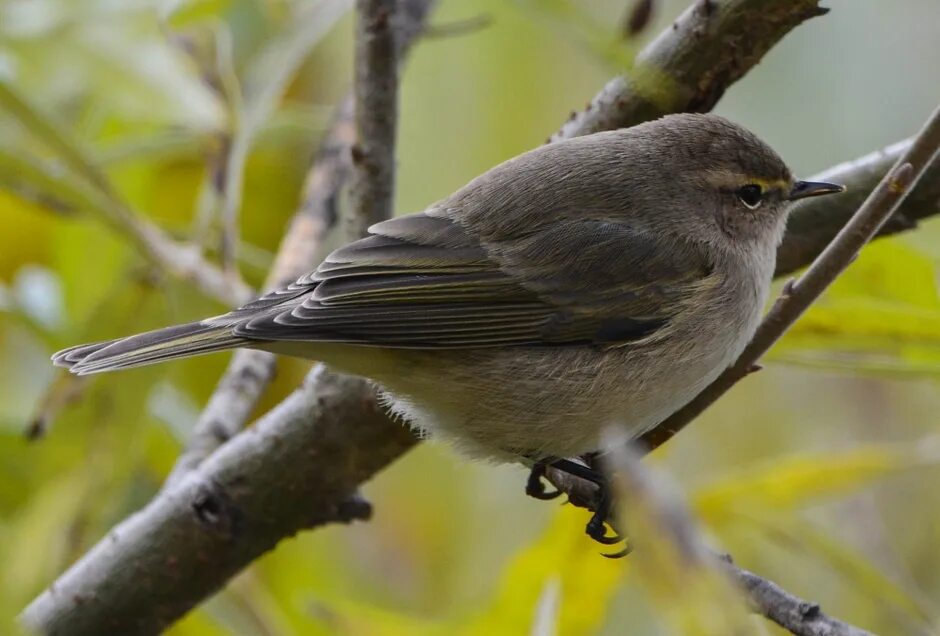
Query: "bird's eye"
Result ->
[[736, 184, 763, 209]]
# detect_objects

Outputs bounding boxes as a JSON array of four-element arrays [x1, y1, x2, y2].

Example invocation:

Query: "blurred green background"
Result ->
[[1, 0, 940, 634]]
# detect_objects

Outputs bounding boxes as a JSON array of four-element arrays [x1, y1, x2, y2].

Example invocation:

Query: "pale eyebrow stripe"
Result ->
[[701, 170, 789, 191]]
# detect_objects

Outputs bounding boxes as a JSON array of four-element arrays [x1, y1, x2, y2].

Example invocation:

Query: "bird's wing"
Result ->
[[228, 212, 713, 348]]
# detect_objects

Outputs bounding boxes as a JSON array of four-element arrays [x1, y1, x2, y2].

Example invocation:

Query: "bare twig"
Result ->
[[727, 560, 875, 636], [602, 431, 875, 636], [163, 99, 357, 488], [164, 0, 433, 486], [348, 0, 400, 240], [210, 38, 245, 279], [0, 80, 253, 307], [639, 102, 940, 451]]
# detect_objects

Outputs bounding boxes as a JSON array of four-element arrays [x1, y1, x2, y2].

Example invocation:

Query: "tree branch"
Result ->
[[164, 0, 433, 488], [21, 368, 416, 636], [778, 138, 940, 277], [552, 0, 830, 141], [600, 432, 875, 636], [727, 560, 874, 636], [0, 80, 253, 308], [348, 0, 400, 240]]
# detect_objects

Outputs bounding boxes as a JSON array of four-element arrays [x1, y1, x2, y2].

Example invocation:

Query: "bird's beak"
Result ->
[[788, 180, 846, 201]]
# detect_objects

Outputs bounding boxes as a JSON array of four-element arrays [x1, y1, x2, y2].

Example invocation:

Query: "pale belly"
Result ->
[[279, 320, 752, 462]]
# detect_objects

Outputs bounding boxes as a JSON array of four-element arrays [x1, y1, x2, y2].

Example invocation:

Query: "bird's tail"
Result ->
[[52, 321, 247, 375]]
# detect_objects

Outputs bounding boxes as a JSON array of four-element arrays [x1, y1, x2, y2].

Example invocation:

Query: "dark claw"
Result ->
[[547, 457, 629, 552], [586, 513, 623, 545], [525, 462, 562, 500], [601, 544, 632, 559]]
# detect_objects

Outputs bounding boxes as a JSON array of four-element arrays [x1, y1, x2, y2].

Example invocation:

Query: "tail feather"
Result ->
[[52, 321, 247, 375]]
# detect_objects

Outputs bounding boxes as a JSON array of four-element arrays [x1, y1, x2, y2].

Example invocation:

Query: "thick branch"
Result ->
[[21, 368, 416, 636], [552, 0, 829, 141]]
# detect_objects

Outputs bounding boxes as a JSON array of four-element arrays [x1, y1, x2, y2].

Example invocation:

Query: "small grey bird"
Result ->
[[54, 113, 842, 543]]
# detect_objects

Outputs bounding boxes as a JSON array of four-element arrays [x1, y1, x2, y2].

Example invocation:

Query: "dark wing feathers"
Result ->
[[226, 211, 708, 348]]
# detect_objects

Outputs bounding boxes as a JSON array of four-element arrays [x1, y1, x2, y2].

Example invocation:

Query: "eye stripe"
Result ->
[[747, 178, 790, 191]]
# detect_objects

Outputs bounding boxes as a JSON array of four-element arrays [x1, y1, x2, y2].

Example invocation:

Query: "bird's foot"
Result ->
[[536, 456, 630, 557]]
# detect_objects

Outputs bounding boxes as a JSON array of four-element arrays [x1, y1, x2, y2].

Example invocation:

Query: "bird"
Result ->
[[53, 113, 843, 546]]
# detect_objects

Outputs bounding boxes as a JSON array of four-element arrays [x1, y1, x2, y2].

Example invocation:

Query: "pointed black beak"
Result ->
[[788, 180, 846, 201]]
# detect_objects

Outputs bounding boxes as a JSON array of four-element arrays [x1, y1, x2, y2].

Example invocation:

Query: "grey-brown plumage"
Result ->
[[54, 113, 843, 461]]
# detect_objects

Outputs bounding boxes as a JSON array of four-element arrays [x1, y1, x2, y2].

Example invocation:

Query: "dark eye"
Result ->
[[735, 184, 763, 209]]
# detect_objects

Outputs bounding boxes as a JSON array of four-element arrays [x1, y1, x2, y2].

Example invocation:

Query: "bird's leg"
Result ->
[[549, 458, 626, 549], [525, 460, 562, 500]]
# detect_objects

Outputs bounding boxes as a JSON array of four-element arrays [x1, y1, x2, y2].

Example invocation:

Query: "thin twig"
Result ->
[[215, 37, 245, 278], [0, 81, 253, 307], [727, 560, 875, 636], [348, 0, 400, 240], [164, 0, 433, 485], [778, 138, 940, 277], [601, 431, 875, 636]]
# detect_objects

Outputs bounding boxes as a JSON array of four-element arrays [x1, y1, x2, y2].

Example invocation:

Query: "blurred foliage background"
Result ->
[[1, 0, 940, 634]]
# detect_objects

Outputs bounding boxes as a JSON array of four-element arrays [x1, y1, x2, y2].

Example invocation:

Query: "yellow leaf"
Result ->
[[464, 505, 625, 636], [776, 240, 940, 374], [693, 444, 934, 526]]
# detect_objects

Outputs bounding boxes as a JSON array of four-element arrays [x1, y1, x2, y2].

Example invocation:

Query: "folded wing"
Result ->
[[227, 211, 712, 349]]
